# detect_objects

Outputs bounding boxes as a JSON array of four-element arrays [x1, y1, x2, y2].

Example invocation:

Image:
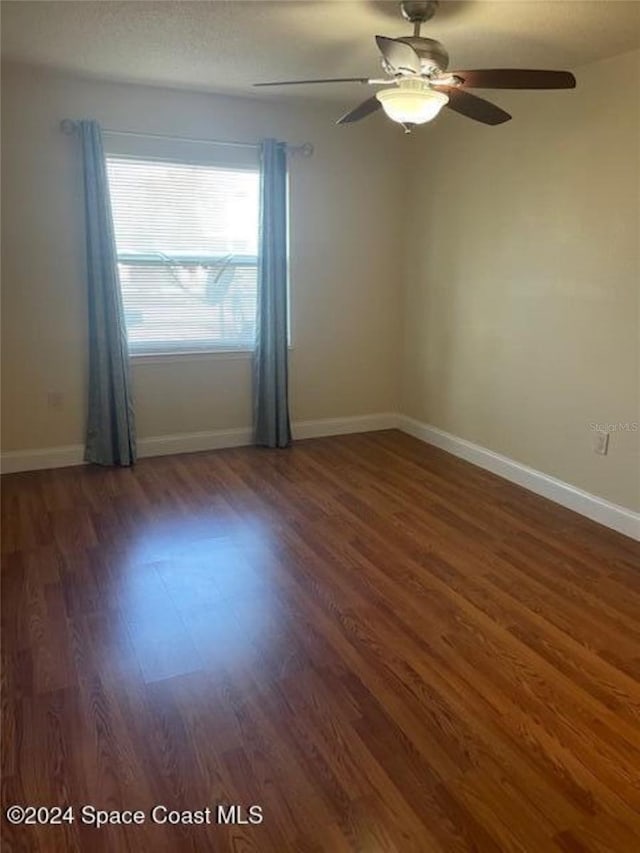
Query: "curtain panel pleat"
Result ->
[[253, 139, 292, 448], [80, 120, 136, 466]]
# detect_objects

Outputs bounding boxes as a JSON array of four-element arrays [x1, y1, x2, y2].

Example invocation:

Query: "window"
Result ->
[[106, 156, 260, 354]]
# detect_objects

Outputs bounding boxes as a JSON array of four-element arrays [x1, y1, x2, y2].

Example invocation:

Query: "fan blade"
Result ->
[[375, 36, 422, 75], [434, 86, 511, 125], [336, 96, 382, 125], [451, 69, 576, 90], [254, 77, 370, 87]]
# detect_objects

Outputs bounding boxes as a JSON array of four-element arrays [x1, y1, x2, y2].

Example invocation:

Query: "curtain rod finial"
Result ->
[[288, 142, 313, 157], [60, 119, 78, 135]]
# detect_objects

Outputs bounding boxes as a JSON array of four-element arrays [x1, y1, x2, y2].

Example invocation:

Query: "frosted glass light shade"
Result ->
[[376, 81, 449, 125]]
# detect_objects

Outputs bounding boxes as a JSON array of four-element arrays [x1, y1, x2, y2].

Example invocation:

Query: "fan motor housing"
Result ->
[[398, 36, 449, 74]]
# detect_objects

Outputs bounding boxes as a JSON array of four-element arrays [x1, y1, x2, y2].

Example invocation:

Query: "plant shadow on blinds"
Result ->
[[106, 157, 260, 354]]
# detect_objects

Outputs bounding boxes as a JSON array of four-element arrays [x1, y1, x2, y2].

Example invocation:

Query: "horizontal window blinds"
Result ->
[[106, 156, 260, 354]]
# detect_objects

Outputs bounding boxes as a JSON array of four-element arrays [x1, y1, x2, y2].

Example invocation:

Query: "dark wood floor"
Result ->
[[2, 430, 640, 852]]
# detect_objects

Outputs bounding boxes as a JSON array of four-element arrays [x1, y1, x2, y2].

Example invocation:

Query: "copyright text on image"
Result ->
[[5, 804, 264, 828]]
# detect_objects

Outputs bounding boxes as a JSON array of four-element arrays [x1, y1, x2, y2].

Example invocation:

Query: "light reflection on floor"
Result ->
[[108, 514, 284, 684]]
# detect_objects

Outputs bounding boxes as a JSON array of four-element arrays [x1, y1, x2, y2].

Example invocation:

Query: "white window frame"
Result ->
[[106, 152, 263, 358]]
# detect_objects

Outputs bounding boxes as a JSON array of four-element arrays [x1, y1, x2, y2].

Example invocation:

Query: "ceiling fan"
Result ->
[[254, 0, 576, 132]]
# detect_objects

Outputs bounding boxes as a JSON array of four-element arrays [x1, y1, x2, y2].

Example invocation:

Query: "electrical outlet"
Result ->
[[593, 430, 609, 456], [47, 391, 64, 410]]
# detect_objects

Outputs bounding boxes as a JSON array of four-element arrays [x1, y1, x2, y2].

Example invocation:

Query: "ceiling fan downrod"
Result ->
[[400, 0, 438, 37]]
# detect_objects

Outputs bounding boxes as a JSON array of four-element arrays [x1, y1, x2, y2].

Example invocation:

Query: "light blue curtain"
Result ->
[[80, 120, 136, 466], [254, 139, 291, 448]]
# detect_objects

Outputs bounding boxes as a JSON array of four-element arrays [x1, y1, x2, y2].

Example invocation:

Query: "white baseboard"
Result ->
[[138, 426, 252, 459], [0, 412, 397, 475], [397, 414, 640, 541], [293, 412, 397, 440], [0, 444, 86, 474]]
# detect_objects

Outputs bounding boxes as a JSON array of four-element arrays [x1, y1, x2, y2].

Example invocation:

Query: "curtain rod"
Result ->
[[59, 119, 314, 157]]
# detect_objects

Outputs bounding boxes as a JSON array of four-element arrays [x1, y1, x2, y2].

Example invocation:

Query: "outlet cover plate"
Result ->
[[593, 430, 610, 456]]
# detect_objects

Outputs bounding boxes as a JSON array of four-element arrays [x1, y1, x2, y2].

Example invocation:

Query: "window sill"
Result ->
[[130, 346, 294, 365], [130, 349, 254, 364]]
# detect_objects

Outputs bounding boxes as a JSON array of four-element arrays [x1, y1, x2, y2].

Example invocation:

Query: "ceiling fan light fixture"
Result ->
[[375, 80, 448, 125]]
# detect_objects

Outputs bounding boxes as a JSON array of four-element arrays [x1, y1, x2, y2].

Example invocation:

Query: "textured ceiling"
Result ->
[[2, 1, 640, 102]]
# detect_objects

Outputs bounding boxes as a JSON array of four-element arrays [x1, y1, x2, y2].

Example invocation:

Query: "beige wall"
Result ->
[[401, 49, 640, 512], [1, 62, 405, 449]]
